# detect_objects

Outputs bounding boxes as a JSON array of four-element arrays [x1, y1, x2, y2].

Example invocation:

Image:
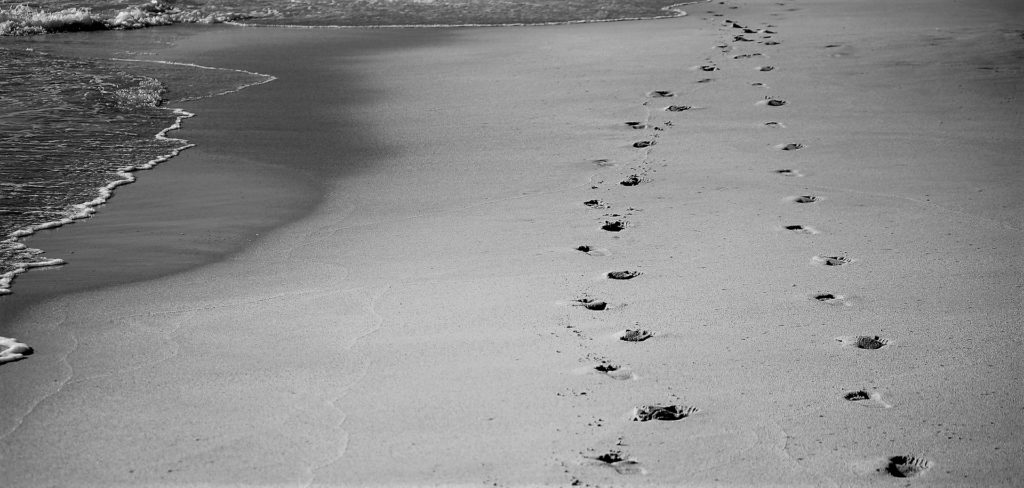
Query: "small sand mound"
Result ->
[[631, 405, 698, 421], [575, 299, 608, 311], [886, 456, 931, 478], [0, 337, 33, 364]]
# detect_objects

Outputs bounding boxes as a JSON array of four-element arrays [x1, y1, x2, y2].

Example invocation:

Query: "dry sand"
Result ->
[[1, 0, 1022, 485]]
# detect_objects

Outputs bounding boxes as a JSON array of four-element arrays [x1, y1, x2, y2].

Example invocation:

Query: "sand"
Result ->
[[1, 0, 1022, 485]]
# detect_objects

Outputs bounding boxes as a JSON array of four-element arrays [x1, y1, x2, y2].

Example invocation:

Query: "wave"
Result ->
[[0, 1, 702, 36]]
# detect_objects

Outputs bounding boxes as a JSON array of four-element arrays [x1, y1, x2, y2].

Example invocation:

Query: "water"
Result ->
[[0, 0, 686, 296]]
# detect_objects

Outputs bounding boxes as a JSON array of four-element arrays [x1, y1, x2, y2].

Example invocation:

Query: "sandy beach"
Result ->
[[1, 0, 1022, 485]]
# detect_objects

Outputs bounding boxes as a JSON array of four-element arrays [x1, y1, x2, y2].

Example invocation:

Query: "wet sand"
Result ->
[[1, 0, 1022, 485]]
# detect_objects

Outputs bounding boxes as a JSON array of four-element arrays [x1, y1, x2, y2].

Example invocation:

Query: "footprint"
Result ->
[[733, 53, 763, 59], [624, 121, 647, 129], [618, 329, 655, 342], [783, 224, 819, 234], [758, 97, 787, 106], [606, 270, 641, 280], [648, 90, 675, 98], [764, 121, 785, 128], [574, 298, 608, 311], [886, 456, 931, 478], [631, 405, 698, 421], [620, 175, 642, 186], [844, 390, 871, 401], [813, 255, 852, 266], [843, 390, 893, 408], [773, 169, 803, 177], [0, 337, 33, 364], [777, 143, 805, 151], [602, 221, 627, 232], [789, 195, 819, 203], [763, 40, 781, 46], [697, 78, 715, 83], [593, 451, 646, 475], [733, 35, 754, 42], [698, 65, 720, 72], [584, 199, 610, 209], [590, 158, 616, 167], [812, 292, 846, 304], [837, 335, 889, 350], [632, 141, 654, 148], [664, 105, 692, 112], [576, 245, 610, 256], [757, 65, 775, 71]]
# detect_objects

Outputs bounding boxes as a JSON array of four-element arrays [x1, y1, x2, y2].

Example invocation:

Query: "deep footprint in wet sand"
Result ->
[[791, 195, 819, 203], [593, 451, 646, 475], [631, 405, 698, 421], [607, 270, 641, 280], [886, 456, 931, 478], [760, 97, 787, 106], [0, 337, 33, 364], [777, 142, 805, 151], [618, 329, 655, 342], [602, 221, 627, 232], [620, 175, 642, 186]]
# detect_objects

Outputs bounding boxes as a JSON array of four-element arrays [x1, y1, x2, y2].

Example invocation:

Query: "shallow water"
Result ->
[[0, 0, 686, 295]]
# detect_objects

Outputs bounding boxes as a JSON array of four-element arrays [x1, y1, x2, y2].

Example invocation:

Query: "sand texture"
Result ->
[[1, 0, 1022, 485]]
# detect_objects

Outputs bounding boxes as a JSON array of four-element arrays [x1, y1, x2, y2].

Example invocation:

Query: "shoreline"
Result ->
[[1, 0, 1022, 485]]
